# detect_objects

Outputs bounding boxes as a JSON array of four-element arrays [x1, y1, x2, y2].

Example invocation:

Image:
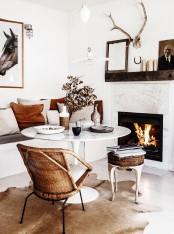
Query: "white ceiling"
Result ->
[[22, 0, 113, 12]]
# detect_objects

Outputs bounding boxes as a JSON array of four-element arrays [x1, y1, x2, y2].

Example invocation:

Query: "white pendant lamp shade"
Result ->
[[72, 47, 109, 65], [80, 4, 91, 23]]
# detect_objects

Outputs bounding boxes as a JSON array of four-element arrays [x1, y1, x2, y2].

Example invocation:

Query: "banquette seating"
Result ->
[[0, 98, 103, 178]]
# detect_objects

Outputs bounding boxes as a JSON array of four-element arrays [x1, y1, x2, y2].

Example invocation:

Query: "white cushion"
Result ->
[[57, 102, 68, 113], [46, 110, 60, 125], [70, 165, 86, 182], [0, 108, 20, 136], [17, 98, 51, 122], [70, 105, 94, 123]]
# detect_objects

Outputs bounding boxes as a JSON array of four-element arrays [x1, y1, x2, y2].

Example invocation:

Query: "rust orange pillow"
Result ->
[[10, 102, 45, 130], [50, 98, 65, 110]]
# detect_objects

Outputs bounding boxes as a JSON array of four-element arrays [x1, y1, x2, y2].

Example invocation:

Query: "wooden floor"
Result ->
[[0, 159, 174, 234]]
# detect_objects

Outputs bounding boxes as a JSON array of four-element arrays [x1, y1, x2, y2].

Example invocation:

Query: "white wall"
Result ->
[[67, 0, 174, 124], [67, 0, 174, 170], [0, 0, 68, 107]]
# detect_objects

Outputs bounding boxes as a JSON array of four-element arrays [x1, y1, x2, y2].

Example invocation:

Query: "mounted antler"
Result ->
[[108, 13, 133, 45], [133, 1, 147, 48], [108, 1, 147, 48]]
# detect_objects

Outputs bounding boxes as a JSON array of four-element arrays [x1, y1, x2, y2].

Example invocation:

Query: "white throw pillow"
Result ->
[[46, 110, 60, 125], [57, 102, 69, 113], [70, 105, 94, 123], [17, 98, 51, 122], [0, 108, 20, 136]]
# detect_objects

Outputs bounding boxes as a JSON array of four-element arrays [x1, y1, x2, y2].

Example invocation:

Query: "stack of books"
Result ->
[[107, 145, 146, 157]]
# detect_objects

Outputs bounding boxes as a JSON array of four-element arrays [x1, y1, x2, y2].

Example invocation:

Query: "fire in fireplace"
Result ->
[[118, 112, 163, 161]]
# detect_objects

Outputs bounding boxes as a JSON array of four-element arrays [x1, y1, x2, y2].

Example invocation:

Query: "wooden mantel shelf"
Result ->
[[105, 70, 174, 82]]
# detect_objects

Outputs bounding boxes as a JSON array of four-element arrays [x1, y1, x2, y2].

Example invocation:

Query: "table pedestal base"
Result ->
[[65, 186, 99, 204]]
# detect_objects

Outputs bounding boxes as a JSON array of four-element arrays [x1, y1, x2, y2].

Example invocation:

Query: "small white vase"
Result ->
[[60, 105, 69, 130]]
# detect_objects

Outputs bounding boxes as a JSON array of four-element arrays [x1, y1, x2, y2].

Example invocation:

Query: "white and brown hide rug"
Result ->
[[0, 174, 161, 234]]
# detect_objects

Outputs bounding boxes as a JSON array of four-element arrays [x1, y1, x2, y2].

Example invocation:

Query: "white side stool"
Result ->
[[108, 151, 145, 203]]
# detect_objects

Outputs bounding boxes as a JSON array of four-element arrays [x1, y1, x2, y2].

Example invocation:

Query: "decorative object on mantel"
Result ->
[[62, 75, 97, 118], [153, 59, 158, 71], [91, 103, 100, 126], [59, 105, 69, 130], [0, 18, 24, 88], [140, 59, 158, 72], [140, 59, 146, 71], [134, 56, 142, 65], [146, 60, 153, 71], [107, 1, 147, 48], [73, 47, 109, 65], [158, 39, 174, 70]]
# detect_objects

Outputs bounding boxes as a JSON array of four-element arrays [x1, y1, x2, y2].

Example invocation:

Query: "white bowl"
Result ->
[[34, 125, 65, 135]]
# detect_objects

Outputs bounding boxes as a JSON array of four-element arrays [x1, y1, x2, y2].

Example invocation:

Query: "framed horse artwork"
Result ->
[[0, 18, 24, 88]]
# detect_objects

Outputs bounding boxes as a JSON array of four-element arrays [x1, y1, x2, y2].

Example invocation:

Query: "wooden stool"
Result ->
[[108, 151, 145, 203]]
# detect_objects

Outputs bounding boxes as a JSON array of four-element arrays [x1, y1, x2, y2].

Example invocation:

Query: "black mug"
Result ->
[[72, 127, 81, 136]]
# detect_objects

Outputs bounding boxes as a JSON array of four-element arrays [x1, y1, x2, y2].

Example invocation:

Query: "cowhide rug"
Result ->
[[0, 174, 161, 234]]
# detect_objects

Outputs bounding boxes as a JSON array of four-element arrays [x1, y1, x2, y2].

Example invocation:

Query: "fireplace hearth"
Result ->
[[118, 112, 163, 162]]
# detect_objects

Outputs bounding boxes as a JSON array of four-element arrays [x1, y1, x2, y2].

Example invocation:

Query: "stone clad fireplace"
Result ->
[[111, 81, 174, 171], [118, 111, 163, 162]]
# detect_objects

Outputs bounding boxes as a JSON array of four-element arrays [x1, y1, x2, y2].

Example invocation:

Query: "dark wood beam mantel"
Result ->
[[105, 70, 174, 82]]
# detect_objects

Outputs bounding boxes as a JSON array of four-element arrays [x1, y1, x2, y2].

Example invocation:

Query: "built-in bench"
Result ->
[[0, 99, 104, 178], [0, 133, 31, 145]]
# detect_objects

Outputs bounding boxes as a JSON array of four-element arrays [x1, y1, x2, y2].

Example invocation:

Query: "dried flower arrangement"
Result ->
[[62, 76, 97, 117]]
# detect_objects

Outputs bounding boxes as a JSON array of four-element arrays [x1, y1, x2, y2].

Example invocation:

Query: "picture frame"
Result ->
[[105, 39, 129, 73], [158, 39, 174, 71], [0, 18, 24, 88]]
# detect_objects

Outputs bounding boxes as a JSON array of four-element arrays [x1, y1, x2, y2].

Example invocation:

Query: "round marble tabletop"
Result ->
[[21, 126, 131, 143]]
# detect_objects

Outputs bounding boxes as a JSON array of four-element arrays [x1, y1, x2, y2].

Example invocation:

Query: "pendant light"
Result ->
[[72, 47, 109, 65], [74, 1, 109, 64], [80, 4, 91, 23]]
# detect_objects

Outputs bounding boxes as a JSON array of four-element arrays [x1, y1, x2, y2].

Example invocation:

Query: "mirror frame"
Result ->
[[105, 39, 129, 73]]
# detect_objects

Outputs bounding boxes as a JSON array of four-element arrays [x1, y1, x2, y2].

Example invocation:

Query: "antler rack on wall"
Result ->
[[107, 1, 147, 48]]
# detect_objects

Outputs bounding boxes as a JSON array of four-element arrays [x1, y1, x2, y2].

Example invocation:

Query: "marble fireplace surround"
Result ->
[[111, 81, 174, 171]]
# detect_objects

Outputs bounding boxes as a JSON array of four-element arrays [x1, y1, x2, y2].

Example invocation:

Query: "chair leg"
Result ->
[[108, 164, 116, 201], [62, 198, 68, 234], [134, 164, 143, 204], [79, 190, 85, 211], [19, 192, 34, 224]]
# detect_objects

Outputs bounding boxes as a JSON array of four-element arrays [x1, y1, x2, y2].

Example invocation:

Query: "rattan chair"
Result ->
[[17, 144, 92, 234]]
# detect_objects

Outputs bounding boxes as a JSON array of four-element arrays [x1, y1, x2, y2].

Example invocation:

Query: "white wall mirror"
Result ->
[[105, 39, 129, 73]]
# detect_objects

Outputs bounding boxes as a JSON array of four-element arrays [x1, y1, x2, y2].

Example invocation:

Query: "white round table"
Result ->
[[21, 126, 131, 203], [22, 126, 130, 162]]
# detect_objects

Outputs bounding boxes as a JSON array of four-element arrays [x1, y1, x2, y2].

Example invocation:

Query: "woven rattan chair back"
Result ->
[[17, 144, 92, 200]]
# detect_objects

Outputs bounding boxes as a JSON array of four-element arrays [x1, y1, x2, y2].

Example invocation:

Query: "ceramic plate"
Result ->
[[91, 125, 108, 131], [89, 125, 114, 133], [34, 125, 65, 134]]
